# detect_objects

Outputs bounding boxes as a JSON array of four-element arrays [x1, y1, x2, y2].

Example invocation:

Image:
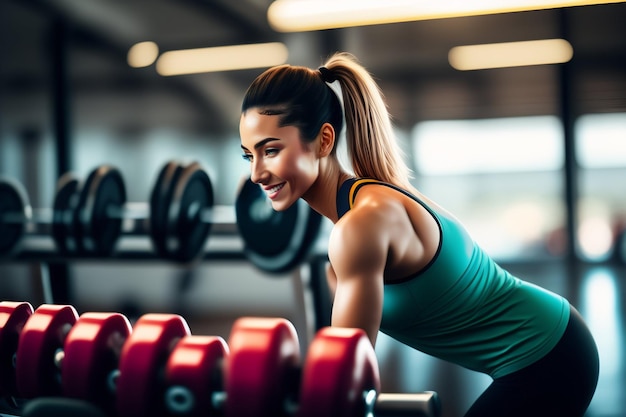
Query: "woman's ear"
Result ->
[[318, 123, 335, 157]]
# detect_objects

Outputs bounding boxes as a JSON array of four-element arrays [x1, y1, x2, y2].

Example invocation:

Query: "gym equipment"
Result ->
[[61, 312, 132, 415], [224, 317, 301, 417], [71, 166, 126, 256], [0, 179, 31, 257], [0, 162, 214, 262], [0, 167, 127, 257], [0, 302, 440, 417], [297, 327, 441, 417], [236, 177, 323, 274], [164, 335, 229, 417], [15, 304, 79, 398], [149, 161, 214, 262], [0, 302, 34, 397], [149, 161, 179, 259], [50, 173, 81, 254], [0, 302, 133, 415], [115, 313, 191, 417], [297, 326, 379, 417], [127, 316, 438, 417], [1, 162, 324, 272], [122, 317, 299, 417], [0, 167, 127, 258]]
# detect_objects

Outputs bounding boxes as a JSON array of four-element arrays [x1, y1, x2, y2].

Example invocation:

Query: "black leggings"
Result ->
[[464, 306, 599, 417]]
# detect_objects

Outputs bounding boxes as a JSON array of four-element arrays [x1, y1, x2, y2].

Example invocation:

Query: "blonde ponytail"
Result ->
[[323, 52, 413, 190]]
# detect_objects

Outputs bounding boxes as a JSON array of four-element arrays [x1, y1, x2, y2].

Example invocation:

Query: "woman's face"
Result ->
[[240, 109, 320, 211]]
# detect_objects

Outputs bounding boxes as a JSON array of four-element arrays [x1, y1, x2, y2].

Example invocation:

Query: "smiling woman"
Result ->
[[237, 51, 600, 417], [239, 113, 320, 212]]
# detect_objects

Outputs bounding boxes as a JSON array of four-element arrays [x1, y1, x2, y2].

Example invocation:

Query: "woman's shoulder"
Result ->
[[349, 184, 406, 221], [328, 202, 393, 275], [331, 185, 406, 247]]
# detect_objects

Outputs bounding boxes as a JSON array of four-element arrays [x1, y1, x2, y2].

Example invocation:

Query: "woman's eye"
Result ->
[[241, 154, 253, 162], [265, 148, 279, 156]]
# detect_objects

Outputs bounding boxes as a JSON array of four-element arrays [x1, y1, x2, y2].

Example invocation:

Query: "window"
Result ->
[[576, 113, 626, 262], [411, 116, 565, 261]]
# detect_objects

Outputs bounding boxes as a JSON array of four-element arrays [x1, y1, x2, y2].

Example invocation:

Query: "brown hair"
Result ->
[[241, 52, 413, 190]]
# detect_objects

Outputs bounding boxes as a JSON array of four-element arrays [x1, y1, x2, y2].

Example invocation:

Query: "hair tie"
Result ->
[[318, 66, 336, 83]]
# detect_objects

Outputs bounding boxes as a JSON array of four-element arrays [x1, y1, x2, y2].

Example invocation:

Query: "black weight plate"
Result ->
[[149, 161, 184, 259], [165, 162, 214, 262], [0, 178, 30, 256], [51, 173, 80, 254], [235, 177, 323, 274], [77, 165, 126, 256]]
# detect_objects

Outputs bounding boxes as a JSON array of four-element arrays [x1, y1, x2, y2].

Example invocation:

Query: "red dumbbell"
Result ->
[[1, 302, 133, 415], [297, 327, 441, 417], [115, 313, 191, 417], [62, 312, 132, 415], [16, 304, 79, 398], [296, 327, 379, 417], [120, 316, 298, 417], [0, 301, 34, 398], [163, 335, 229, 416], [224, 317, 301, 417]]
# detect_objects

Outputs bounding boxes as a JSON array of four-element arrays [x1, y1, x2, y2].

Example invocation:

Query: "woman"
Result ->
[[238, 52, 599, 417]]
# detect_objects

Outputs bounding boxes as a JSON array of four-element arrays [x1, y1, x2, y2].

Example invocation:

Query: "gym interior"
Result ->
[[1, 1, 626, 416]]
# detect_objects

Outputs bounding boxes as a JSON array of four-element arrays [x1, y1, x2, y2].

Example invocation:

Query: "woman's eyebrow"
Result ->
[[241, 137, 280, 151]]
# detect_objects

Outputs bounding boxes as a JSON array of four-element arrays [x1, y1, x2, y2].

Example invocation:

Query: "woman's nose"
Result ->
[[250, 160, 268, 184]]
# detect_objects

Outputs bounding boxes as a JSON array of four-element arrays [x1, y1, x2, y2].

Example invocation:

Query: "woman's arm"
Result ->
[[327, 205, 390, 347]]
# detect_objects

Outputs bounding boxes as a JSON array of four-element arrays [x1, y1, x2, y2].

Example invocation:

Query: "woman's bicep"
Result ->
[[328, 222, 388, 346], [331, 270, 384, 346]]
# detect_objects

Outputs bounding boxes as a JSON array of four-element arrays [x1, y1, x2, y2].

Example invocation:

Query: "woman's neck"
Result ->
[[302, 159, 352, 223]]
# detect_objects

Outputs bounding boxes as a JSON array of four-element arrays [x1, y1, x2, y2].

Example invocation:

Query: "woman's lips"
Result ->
[[265, 182, 285, 199]]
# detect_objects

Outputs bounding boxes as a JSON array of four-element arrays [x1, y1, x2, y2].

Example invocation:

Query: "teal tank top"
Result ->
[[336, 178, 570, 378]]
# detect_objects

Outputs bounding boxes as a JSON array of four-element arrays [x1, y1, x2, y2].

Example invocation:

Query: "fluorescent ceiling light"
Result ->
[[128, 41, 159, 68], [268, 0, 626, 32], [156, 42, 289, 76], [449, 38, 573, 70]]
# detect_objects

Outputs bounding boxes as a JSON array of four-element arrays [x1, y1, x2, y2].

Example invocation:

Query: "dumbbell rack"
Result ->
[[1, 161, 333, 332], [7, 206, 244, 262], [1, 161, 324, 267], [0, 301, 441, 417]]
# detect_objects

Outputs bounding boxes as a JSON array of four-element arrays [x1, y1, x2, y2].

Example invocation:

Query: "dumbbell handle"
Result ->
[[205, 390, 440, 417], [105, 203, 233, 228], [368, 391, 441, 417]]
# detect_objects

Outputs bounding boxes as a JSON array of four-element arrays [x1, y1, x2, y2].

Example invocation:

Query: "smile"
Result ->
[[266, 183, 285, 197]]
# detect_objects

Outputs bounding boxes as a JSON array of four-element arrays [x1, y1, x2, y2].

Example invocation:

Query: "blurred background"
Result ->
[[1, 1, 626, 416]]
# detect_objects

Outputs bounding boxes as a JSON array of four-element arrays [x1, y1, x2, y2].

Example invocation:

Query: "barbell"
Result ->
[[0, 161, 323, 273]]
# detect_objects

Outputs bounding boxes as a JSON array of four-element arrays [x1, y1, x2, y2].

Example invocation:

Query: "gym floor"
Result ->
[[374, 261, 626, 417]]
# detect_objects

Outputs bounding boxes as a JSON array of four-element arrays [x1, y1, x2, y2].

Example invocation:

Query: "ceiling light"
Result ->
[[267, 0, 626, 32], [448, 38, 573, 70], [156, 42, 289, 76], [128, 41, 159, 68]]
